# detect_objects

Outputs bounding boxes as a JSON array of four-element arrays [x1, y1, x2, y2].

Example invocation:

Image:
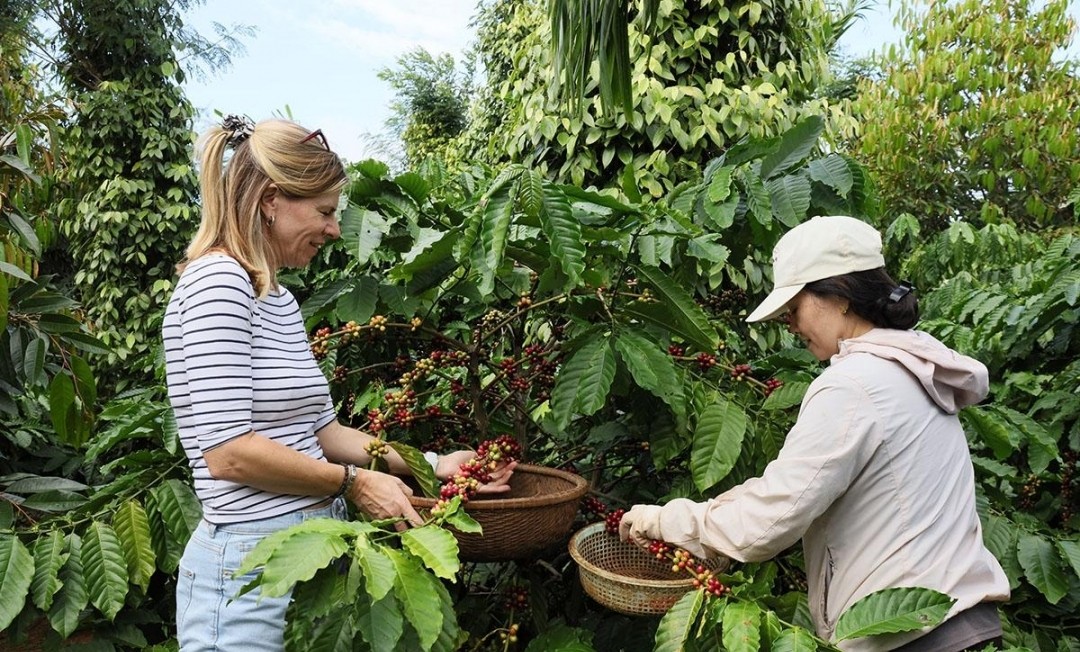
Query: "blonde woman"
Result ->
[[163, 116, 514, 651]]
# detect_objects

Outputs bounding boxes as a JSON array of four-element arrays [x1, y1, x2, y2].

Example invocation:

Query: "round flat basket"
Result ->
[[410, 464, 588, 562], [568, 521, 729, 616]]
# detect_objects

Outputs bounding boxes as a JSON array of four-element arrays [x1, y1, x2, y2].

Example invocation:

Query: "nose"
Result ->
[[325, 219, 341, 240]]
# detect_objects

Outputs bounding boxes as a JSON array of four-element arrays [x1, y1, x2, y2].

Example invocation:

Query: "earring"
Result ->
[[265, 214, 275, 228], [842, 306, 849, 315]]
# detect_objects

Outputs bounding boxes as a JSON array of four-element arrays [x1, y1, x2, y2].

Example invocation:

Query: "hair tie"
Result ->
[[888, 282, 914, 303], [222, 114, 254, 148]]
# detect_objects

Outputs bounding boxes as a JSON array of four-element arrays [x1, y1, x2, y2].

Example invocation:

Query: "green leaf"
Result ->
[[30, 530, 66, 612], [5, 476, 89, 493], [540, 179, 586, 287], [335, 276, 379, 324], [400, 526, 460, 580], [654, 588, 703, 652], [386, 547, 444, 649], [707, 166, 734, 203], [473, 184, 515, 295], [524, 623, 596, 651], [149, 478, 202, 546], [722, 600, 763, 651], [113, 501, 156, 593], [1057, 540, 1080, 581], [614, 329, 687, 426], [762, 381, 809, 410], [992, 406, 1057, 474], [21, 490, 88, 512], [341, 207, 391, 266], [300, 278, 351, 321], [691, 396, 747, 492], [634, 265, 719, 352], [356, 592, 404, 652], [808, 154, 854, 197], [246, 530, 349, 598], [687, 234, 731, 264], [1017, 533, 1069, 604], [0, 260, 32, 282], [391, 442, 439, 498], [551, 332, 615, 429], [82, 521, 129, 620], [48, 372, 76, 445], [0, 534, 34, 630], [834, 587, 955, 641], [770, 627, 818, 652], [23, 333, 46, 387], [357, 545, 399, 601], [766, 175, 813, 228], [388, 230, 459, 289], [394, 172, 430, 203], [963, 407, 1021, 460], [48, 534, 88, 638], [758, 116, 824, 180], [5, 211, 41, 256]]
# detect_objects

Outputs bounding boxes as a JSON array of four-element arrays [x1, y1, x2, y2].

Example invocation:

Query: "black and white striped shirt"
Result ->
[[163, 254, 337, 524]]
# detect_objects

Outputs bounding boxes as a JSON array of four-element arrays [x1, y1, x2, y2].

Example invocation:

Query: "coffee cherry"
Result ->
[[764, 377, 784, 396], [731, 364, 752, 381], [668, 344, 685, 357], [582, 496, 608, 518], [368, 315, 387, 332], [696, 352, 717, 372], [604, 508, 625, 534]]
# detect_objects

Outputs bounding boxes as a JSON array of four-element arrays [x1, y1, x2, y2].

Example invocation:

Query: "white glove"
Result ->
[[617, 504, 664, 548]]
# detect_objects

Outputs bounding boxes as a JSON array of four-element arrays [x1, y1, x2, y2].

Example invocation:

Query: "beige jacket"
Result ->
[[629, 329, 1010, 650]]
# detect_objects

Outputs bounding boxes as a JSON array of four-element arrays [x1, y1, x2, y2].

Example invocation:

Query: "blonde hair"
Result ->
[[180, 118, 348, 297]]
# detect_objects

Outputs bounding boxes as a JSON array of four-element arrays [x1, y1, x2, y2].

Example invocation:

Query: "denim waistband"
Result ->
[[200, 497, 346, 536]]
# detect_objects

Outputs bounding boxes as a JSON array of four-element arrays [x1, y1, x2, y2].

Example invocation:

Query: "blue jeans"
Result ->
[[176, 499, 346, 651]]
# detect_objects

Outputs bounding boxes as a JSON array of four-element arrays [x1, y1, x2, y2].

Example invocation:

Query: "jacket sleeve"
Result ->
[[645, 374, 882, 561]]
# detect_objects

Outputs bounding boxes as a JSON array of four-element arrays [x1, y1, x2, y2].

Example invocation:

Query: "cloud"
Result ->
[[317, 0, 478, 60]]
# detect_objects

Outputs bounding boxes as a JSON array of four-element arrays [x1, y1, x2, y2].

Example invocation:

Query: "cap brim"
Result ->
[[745, 284, 804, 323]]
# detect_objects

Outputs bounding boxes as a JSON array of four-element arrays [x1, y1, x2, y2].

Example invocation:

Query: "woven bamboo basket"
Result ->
[[410, 464, 588, 562], [568, 521, 730, 616]]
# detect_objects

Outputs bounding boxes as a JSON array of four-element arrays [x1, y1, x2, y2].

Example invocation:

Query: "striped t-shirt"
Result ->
[[163, 254, 337, 524]]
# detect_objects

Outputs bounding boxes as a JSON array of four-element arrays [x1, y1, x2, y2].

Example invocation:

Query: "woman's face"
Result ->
[[784, 291, 859, 361], [262, 188, 342, 269]]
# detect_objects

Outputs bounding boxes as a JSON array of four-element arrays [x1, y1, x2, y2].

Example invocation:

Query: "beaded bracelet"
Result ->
[[333, 463, 357, 499]]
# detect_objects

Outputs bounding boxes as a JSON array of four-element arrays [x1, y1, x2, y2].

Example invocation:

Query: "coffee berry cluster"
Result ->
[[600, 511, 728, 599], [430, 435, 522, 516]]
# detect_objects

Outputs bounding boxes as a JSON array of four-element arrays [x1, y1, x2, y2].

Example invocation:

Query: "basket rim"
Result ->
[[410, 463, 588, 510], [568, 521, 701, 589]]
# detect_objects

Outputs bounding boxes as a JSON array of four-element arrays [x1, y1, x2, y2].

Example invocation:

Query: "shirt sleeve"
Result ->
[[650, 374, 882, 561], [175, 261, 258, 451]]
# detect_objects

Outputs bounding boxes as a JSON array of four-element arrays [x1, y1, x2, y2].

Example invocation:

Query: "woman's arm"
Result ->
[[317, 421, 516, 491], [204, 430, 422, 525]]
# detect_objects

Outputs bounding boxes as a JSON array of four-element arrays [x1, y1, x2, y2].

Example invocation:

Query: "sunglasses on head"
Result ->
[[299, 129, 330, 150]]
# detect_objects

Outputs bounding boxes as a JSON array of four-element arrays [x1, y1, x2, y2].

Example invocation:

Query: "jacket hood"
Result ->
[[831, 329, 989, 414]]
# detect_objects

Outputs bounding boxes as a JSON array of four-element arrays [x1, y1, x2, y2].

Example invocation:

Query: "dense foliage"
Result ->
[[852, 0, 1080, 231], [455, 0, 858, 195], [51, 0, 201, 380], [1, 0, 1079, 650], [378, 48, 473, 170]]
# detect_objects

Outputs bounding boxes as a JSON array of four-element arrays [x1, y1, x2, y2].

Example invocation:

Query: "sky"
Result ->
[[180, 0, 1078, 164]]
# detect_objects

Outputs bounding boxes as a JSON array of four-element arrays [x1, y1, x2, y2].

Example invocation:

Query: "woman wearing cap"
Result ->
[[619, 216, 1009, 651], [163, 116, 515, 651]]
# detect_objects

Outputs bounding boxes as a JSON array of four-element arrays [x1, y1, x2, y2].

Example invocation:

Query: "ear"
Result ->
[[259, 183, 279, 217]]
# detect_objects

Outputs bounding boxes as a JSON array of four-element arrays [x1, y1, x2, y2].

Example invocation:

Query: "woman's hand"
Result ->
[[347, 468, 423, 530], [618, 504, 663, 548], [434, 450, 518, 495]]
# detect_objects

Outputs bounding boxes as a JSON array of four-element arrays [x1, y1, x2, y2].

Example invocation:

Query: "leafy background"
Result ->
[[2, 0, 1078, 650]]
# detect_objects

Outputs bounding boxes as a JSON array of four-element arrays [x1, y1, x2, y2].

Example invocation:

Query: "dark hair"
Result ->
[[803, 268, 919, 330]]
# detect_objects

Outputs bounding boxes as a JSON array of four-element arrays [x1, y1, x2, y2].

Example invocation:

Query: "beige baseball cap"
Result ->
[[745, 215, 885, 322]]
